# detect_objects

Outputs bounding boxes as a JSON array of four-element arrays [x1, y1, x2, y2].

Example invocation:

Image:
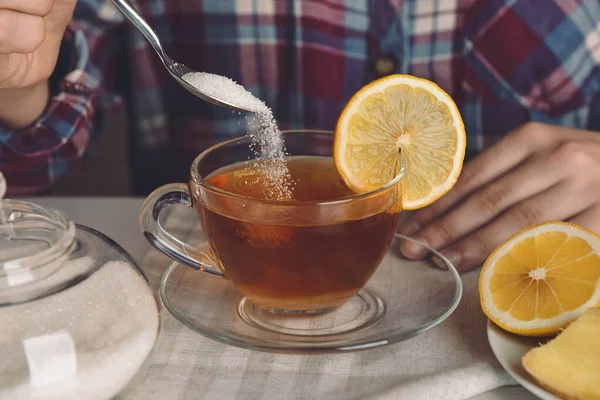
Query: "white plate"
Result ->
[[486, 320, 560, 400]]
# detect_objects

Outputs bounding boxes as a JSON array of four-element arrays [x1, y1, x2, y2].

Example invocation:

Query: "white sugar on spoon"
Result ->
[[182, 73, 269, 113]]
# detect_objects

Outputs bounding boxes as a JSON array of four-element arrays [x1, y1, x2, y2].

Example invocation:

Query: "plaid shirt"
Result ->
[[2, 0, 600, 195]]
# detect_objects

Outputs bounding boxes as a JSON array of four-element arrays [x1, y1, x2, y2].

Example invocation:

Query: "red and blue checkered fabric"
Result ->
[[1, 0, 599, 195]]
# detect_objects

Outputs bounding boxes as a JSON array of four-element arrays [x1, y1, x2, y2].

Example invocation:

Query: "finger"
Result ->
[[400, 122, 560, 236], [568, 205, 600, 235], [0, 10, 45, 53], [401, 153, 565, 258], [437, 183, 595, 273], [0, 0, 53, 16]]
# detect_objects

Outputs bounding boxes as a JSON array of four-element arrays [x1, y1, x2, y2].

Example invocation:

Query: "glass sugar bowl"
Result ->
[[0, 199, 160, 400]]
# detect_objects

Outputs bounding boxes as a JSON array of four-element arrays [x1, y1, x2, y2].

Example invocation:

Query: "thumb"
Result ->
[[45, 0, 79, 36]]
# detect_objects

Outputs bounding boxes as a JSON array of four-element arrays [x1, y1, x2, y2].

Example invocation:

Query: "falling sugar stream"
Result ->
[[182, 72, 292, 199]]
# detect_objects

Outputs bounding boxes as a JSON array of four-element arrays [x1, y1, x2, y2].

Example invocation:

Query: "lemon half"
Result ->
[[480, 221, 600, 337]]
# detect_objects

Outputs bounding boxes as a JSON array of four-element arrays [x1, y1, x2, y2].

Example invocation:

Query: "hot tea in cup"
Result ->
[[141, 130, 404, 314]]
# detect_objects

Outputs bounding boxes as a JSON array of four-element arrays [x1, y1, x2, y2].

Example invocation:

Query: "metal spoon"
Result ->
[[109, 0, 257, 113]]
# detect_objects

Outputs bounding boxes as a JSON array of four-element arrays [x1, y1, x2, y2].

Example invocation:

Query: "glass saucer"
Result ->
[[160, 234, 462, 353]]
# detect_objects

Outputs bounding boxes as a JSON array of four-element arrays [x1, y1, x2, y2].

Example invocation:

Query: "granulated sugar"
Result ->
[[247, 111, 293, 200], [0, 259, 159, 400], [182, 72, 293, 200], [182, 72, 269, 113]]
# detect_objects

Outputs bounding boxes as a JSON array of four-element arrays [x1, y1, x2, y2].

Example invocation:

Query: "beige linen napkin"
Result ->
[[124, 270, 515, 399], [122, 207, 516, 399]]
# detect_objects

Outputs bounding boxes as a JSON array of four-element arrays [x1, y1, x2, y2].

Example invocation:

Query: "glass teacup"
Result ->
[[141, 130, 405, 314]]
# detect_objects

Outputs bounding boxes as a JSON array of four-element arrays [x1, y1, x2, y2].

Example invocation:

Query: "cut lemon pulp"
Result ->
[[334, 74, 466, 210], [480, 221, 600, 337]]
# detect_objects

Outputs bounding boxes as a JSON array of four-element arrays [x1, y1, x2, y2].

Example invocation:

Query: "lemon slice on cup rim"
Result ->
[[334, 74, 466, 210]]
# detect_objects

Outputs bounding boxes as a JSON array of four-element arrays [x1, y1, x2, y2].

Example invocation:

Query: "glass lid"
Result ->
[[0, 199, 98, 306]]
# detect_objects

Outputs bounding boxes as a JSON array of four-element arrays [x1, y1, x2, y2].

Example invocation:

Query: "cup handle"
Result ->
[[140, 183, 224, 277]]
